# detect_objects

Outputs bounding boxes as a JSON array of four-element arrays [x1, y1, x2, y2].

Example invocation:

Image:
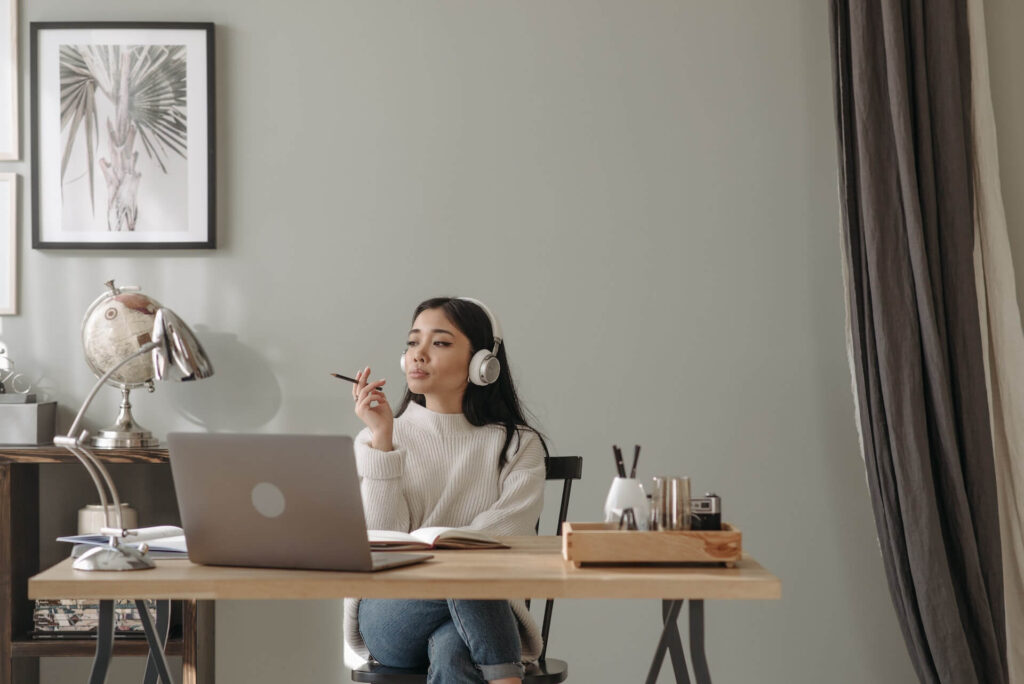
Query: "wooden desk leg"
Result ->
[[0, 463, 40, 684], [182, 600, 214, 684]]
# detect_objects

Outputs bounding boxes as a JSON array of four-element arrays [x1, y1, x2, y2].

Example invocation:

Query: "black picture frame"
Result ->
[[30, 22, 215, 249]]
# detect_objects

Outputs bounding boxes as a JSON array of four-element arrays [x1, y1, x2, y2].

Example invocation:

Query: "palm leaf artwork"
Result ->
[[59, 45, 187, 232]]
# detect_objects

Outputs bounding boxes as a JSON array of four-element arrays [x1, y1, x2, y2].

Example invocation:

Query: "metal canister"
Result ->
[[649, 476, 669, 530], [667, 477, 691, 530], [649, 476, 691, 530]]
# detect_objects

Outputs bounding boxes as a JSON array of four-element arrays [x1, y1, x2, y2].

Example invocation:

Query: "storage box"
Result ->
[[0, 401, 57, 445], [561, 521, 742, 567]]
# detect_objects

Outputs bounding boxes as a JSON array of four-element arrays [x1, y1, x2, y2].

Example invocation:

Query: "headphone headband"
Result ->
[[456, 297, 503, 347]]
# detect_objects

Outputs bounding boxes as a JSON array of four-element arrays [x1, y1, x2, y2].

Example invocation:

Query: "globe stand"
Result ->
[[88, 386, 159, 449]]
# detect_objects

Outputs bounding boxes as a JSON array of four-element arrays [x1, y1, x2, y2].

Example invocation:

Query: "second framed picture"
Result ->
[[30, 22, 215, 249]]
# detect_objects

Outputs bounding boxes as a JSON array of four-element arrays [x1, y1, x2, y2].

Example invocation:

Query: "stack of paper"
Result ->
[[57, 525, 189, 559]]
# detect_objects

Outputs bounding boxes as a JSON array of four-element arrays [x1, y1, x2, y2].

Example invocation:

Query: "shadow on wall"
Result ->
[[163, 326, 281, 431]]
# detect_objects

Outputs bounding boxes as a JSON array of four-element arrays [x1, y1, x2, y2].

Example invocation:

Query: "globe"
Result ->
[[80, 281, 162, 447], [82, 287, 162, 389]]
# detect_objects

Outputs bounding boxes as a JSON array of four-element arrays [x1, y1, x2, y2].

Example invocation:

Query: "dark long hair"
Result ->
[[395, 297, 549, 470]]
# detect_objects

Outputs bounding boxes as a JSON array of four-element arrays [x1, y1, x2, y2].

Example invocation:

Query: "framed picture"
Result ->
[[30, 22, 215, 249], [0, 0, 16, 160], [0, 173, 15, 314]]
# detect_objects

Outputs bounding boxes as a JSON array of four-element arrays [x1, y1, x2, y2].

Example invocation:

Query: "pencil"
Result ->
[[331, 373, 385, 393]]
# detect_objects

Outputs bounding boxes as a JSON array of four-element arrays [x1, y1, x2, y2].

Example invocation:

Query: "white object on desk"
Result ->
[[603, 477, 651, 529], [78, 503, 137, 535]]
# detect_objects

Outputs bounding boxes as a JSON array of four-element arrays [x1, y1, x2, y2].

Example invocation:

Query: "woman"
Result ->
[[343, 297, 548, 684]]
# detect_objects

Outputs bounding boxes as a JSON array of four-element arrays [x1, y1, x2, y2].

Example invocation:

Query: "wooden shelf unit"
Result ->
[[11, 635, 185, 658], [0, 447, 213, 684]]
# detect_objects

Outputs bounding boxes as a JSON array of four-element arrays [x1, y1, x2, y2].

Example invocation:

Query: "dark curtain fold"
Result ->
[[829, 1, 1007, 682]]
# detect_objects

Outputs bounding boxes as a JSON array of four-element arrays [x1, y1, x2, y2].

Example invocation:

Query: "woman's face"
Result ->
[[404, 307, 474, 400]]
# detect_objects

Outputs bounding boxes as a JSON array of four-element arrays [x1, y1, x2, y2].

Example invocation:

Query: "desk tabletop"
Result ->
[[30, 537, 781, 601]]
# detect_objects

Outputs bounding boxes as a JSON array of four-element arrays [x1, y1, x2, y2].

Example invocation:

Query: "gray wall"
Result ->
[[3, 0, 1018, 682]]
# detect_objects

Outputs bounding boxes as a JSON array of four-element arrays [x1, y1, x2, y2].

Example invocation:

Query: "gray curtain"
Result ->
[[829, 1, 1007, 682]]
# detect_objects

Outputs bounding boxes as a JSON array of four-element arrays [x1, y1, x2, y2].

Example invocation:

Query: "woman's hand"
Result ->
[[353, 366, 394, 451]]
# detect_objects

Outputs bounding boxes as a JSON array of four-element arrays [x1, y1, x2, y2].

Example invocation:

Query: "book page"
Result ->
[[412, 527, 508, 549]]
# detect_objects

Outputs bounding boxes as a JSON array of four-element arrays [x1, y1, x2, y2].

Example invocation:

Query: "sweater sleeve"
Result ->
[[464, 429, 546, 536], [353, 426, 411, 532]]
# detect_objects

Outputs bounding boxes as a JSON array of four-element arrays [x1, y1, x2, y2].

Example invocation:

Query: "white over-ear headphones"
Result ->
[[400, 297, 504, 386]]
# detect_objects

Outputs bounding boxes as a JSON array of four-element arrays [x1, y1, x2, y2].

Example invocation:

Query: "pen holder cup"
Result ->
[[603, 477, 651, 530]]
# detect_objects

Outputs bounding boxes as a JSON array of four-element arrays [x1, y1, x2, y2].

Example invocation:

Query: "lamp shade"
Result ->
[[151, 308, 214, 382]]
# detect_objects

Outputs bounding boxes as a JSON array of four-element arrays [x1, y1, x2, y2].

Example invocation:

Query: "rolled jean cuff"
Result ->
[[477, 661, 524, 680]]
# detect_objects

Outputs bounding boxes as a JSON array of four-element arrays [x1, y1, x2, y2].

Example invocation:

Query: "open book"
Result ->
[[368, 527, 508, 551]]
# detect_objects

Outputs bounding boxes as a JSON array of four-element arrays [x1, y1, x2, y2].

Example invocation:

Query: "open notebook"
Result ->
[[369, 527, 509, 551]]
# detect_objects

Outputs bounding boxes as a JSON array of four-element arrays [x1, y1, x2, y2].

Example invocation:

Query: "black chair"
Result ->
[[351, 455, 583, 684]]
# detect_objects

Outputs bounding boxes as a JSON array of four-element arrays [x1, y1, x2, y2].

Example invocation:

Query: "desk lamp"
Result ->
[[54, 301, 213, 571]]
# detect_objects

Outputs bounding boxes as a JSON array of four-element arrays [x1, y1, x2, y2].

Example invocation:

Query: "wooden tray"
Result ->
[[561, 521, 742, 567]]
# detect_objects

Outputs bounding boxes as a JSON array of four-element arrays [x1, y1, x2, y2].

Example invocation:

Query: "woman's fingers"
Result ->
[[357, 389, 388, 413], [357, 378, 386, 402], [352, 367, 365, 400]]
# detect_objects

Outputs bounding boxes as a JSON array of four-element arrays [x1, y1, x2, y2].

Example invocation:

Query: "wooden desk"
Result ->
[[30, 536, 781, 683], [0, 447, 212, 684]]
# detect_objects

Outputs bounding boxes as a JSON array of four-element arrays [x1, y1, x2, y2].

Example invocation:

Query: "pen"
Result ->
[[630, 444, 640, 479], [613, 445, 625, 478]]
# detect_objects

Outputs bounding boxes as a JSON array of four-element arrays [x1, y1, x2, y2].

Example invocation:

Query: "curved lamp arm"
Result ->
[[54, 341, 159, 533]]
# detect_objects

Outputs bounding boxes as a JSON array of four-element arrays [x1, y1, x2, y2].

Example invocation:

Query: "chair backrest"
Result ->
[[537, 455, 583, 661], [540, 455, 582, 535]]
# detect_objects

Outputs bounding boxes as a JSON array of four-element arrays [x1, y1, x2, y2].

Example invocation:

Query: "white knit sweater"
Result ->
[[343, 401, 547, 666]]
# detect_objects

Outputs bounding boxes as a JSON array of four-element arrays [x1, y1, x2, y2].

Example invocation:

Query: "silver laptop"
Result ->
[[166, 432, 431, 572]]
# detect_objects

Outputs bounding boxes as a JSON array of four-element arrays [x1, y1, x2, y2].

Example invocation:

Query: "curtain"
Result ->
[[829, 1, 1008, 682], [966, 0, 1024, 680]]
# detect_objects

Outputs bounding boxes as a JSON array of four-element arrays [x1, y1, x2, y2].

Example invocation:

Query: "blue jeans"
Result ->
[[358, 599, 524, 683]]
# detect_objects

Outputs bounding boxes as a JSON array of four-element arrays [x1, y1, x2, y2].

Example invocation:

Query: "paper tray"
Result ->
[[561, 521, 742, 567]]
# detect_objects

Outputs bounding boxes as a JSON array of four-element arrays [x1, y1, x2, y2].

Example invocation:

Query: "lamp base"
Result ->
[[71, 544, 157, 571]]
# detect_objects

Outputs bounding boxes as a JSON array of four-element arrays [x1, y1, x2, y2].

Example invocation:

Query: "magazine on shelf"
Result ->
[[368, 527, 508, 551]]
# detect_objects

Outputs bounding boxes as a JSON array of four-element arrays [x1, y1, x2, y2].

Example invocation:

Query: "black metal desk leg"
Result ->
[[688, 600, 711, 684], [645, 600, 690, 684], [88, 600, 115, 684], [143, 600, 172, 684], [663, 599, 690, 680], [136, 599, 175, 684]]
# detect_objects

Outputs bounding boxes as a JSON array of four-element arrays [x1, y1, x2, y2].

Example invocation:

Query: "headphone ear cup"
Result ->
[[468, 349, 487, 386], [468, 349, 500, 386], [480, 355, 501, 385], [400, 352, 406, 373]]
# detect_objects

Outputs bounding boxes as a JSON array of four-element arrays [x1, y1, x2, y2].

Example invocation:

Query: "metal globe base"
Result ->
[[88, 387, 159, 449]]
